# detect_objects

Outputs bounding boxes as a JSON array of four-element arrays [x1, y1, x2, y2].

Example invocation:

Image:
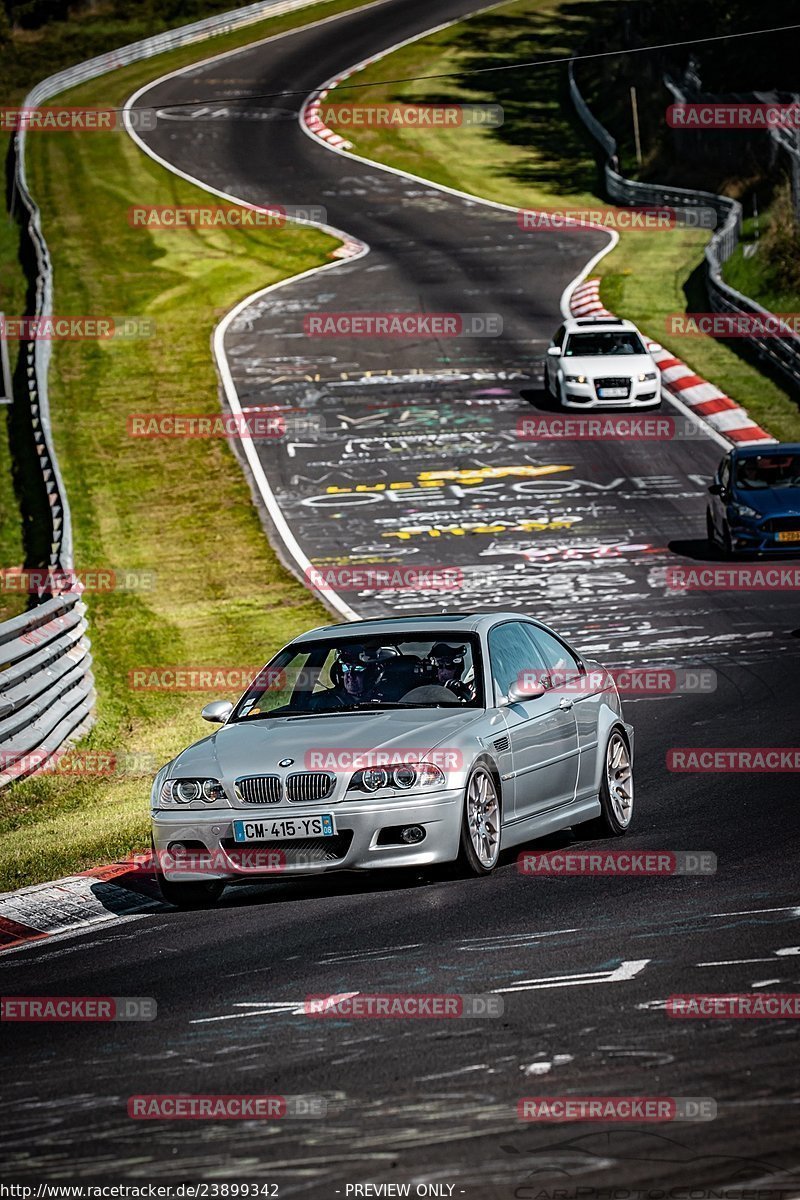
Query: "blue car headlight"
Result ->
[[731, 502, 762, 521]]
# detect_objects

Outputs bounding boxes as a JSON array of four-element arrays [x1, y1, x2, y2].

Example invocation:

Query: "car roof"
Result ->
[[293, 612, 544, 642], [731, 442, 800, 458], [563, 316, 638, 332]]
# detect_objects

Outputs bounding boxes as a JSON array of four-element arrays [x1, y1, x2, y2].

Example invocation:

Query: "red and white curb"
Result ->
[[301, 52, 385, 153], [0, 860, 161, 954], [569, 278, 776, 446]]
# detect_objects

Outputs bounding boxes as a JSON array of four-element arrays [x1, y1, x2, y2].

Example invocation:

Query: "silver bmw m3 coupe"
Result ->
[[150, 613, 634, 906]]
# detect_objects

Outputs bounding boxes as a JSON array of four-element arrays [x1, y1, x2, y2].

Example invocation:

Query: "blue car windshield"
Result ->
[[735, 454, 800, 490]]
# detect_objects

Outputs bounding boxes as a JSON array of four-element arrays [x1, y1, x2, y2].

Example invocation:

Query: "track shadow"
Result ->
[[669, 537, 800, 562], [667, 537, 720, 561]]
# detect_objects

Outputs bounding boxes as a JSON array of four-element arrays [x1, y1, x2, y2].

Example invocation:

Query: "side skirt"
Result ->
[[499, 797, 601, 852]]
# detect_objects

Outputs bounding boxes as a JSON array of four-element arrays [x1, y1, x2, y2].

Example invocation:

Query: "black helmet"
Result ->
[[338, 643, 369, 664], [429, 643, 466, 664]]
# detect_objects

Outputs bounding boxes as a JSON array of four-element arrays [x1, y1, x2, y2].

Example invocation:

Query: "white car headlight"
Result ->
[[638, 371, 658, 381], [564, 374, 587, 384], [161, 778, 226, 805], [347, 762, 446, 796]]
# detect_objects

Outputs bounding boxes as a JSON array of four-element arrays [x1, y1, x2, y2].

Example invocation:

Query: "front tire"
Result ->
[[706, 508, 716, 550], [577, 729, 633, 838], [458, 764, 502, 875]]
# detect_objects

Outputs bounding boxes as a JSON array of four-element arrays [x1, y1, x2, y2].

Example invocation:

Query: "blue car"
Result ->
[[707, 443, 800, 556]]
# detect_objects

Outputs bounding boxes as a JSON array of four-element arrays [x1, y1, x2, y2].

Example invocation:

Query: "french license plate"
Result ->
[[776, 530, 800, 542], [233, 815, 336, 842], [598, 386, 628, 398]]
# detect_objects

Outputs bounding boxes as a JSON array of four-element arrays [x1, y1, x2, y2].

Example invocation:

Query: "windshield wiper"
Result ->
[[233, 709, 308, 721], [234, 700, 472, 721]]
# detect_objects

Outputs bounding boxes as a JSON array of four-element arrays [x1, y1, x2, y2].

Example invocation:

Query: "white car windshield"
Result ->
[[564, 331, 646, 357], [232, 635, 484, 719]]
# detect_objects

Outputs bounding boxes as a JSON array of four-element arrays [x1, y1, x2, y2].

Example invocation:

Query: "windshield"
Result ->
[[231, 634, 484, 719], [734, 454, 800, 490], [564, 331, 645, 357]]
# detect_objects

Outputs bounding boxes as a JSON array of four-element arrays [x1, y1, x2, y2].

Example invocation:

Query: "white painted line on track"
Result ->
[[492, 958, 650, 993], [191, 992, 359, 1022]]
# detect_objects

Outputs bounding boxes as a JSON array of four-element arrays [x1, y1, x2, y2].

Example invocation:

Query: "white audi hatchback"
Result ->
[[544, 316, 662, 409]]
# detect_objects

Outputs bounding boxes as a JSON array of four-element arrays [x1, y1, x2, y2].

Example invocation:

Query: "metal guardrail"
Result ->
[[1, 0, 326, 786], [569, 61, 800, 394], [0, 313, 12, 404], [0, 592, 95, 787]]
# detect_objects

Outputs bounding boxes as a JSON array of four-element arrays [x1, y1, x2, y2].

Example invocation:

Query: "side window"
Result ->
[[488, 623, 547, 704], [529, 626, 582, 687], [552, 324, 566, 348], [719, 458, 731, 490]]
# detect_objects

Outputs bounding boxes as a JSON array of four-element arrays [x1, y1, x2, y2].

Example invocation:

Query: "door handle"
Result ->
[[559, 697, 574, 710]]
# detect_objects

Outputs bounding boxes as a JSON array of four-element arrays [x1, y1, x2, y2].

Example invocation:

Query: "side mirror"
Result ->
[[648, 342, 663, 353], [546, 345, 562, 358], [202, 699, 233, 724], [507, 678, 547, 704], [707, 482, 722, 496]]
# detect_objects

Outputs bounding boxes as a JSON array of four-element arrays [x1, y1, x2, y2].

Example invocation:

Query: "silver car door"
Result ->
[[487, 622, 579, 822], [530, 623, 601, 802]]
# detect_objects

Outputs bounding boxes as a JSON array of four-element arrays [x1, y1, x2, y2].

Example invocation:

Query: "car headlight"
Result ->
[[347, 762, 446, 795], [638, 371, 658, 381], [731, 503, 761, 521], [564, 374, 587, 384], [160, 778, 226, 804]]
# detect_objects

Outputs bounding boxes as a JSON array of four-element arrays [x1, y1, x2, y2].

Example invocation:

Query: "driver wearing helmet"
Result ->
[[329, 643, 382, 705], [426, 643, 474, 702]]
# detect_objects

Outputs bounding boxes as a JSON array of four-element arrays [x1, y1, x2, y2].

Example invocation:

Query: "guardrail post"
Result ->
[[0, 313, 12, 404]]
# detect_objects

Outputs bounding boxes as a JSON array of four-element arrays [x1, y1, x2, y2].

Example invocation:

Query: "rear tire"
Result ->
[[458, 764, 502, 875], [576, 729, 633, 838]]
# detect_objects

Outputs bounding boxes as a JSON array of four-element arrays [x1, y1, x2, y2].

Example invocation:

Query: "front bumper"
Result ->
[[151, 789, 464, 881], [727, 518, 800, 553], [560, 380, 661, 409]]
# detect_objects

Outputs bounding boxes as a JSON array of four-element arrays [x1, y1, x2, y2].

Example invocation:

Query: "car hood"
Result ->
[[169, 707, 484, 778], [732, 486, 800, 516], [560, 354, 655, 378]]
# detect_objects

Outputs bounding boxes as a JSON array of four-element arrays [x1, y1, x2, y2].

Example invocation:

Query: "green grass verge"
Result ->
[[723, 187, 800, 314], [0, 0, 376, 891], [322, 0, 800, 442]]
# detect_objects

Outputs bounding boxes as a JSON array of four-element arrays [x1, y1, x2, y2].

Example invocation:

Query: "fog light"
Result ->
[[167, 841, 187, 853], [400, 825, 425, 844]]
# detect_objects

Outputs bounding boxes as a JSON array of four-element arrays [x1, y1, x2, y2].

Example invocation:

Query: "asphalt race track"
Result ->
[[4, 0, 800, 1193]]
